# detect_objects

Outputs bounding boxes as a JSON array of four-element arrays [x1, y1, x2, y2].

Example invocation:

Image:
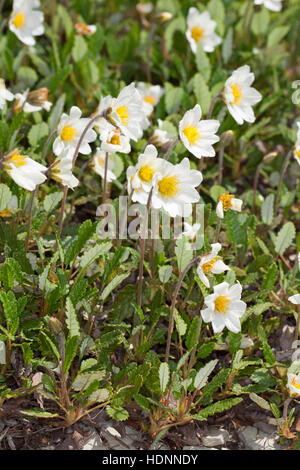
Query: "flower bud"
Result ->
[[156, 11, 173, 23], [49, 317, 63, 336]]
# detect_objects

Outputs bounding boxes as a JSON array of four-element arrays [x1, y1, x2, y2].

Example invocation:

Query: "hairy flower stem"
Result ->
[[252, 160, 265, 212], [137, 190, 153, 315], [207, 90, 223, 120], [57, 186, 68, 240], [25, 129, 58, 251], [56, 112, 108, 241], [25, 188, 37, 251], [275, 150, 292, 215], [164, 137, 179, 161], [218, 145, 225, 186], [102, 152, 109, 203], [165, 254, 207, 363]]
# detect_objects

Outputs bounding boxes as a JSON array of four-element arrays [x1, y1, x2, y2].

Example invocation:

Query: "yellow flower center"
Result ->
[[202, 258, 217, 273], [97, 156, 104, 168], [7, 150, 26, 168], [214, 295, 230, 314], [183, 126, 200, 145], [220, 192, 234, 210], [296, 150, 300, 160], [144, 96, 155, 104], [0, 209, 12, 217], [108, 134, 121, 146], [191, 26, 204, 42], [12, 12, 25, 28], [61, 126, 77, 141], [291, 377, 300, 390], [158, 175, 180, 198], [116, 105, 129, 126], [139, 165, 154, 182], [231, 84, 243, 106]]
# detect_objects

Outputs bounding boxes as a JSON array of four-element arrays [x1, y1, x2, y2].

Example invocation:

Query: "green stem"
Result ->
[[275, 150, 292, 214]]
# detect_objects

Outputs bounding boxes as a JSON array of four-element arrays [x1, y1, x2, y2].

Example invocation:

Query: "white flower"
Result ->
[[186, 8, 221, 54], [224, 65, 262, 125], [216, 192, 243, 219], [100, 128, 131, 154], [9, 0, 44, 46], [201, 281, 246, 334], [14, 88, 52, 113], [179, 104, 220, 159], [293, 122, 300, 166], [50, 154, 79, 190], [90, 148, 116, 183], [75, 23, 97, 35], [53, 106, 97, 160], [131, 145, 163, 194], [197, 243, 230, 288], [181, 222, 201, 242], [287, 372, 300, 396], [93, 95, 114, 135], [149, 119, 173, 148], [288, 294, 300, 305], [0, 78, 14, 110], [3, 148, 47, 191], [136, 2, 154, 15], [151, 157, 202, 217], [254, 0, 283, 12], [136, 82, 164, 118], [0, 195, 18, 218], [108, 83, 146, 141]]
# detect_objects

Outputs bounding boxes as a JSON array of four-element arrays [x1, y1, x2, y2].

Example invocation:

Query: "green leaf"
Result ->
[[63, 335, 79, 375], [72, 35, 88, 63], [72, 370, 106, 391], [0, 184, 12, 212], [0, 341, 6, 364], [267, 26, 290, 49], [48, 93, 65, 132], [194, 359, 218, 390], [106, 405, 128, 422], [274, 222, 295, 255], [261, 264, 278, 292], [159, 362, 170, 394], [100, 273, 129, 302], [251, 9, 270, 35], [165, 86, 184, 114], [21, 409, 59, 418], [65, 297, 80, 337], [194, 397, 243, 420], [175, 236, 192, 272], [193, 73, 211, 115], [186, 317, 201, 351], [0, 291, 19, 335], [174, 309, 187, 336], [222, 27, 233, 63], [28, 123, 49, 147], [79, 242, 112, 269], [261, 194, 274, 225], [158, 265, 172, 284], [21, 343, 33, 366], [195, 45, 211, 81], [43, 192, 63, 213]]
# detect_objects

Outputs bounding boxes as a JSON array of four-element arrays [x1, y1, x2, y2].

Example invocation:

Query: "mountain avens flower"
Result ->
[[186, 8, 221, 54], [197, 243, 230, 288], [224, 65, 262, 125], [53, 106, 97, 160], [216, 192, 243, 219], [179, 104, 220, 159], [3, 148, 47, 191], [151, 157, 203, 217], [254, 0, 283, 12], [201, 282, 246, 334], [90, 148, 116, 183], [0, 78, 14, 110], [9, 0, 44, 46]]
